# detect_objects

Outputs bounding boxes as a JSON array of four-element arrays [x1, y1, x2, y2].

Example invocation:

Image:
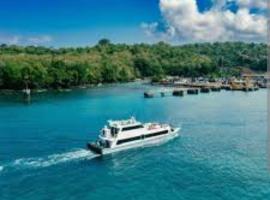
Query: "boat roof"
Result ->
[[108, 117, 141, 128]]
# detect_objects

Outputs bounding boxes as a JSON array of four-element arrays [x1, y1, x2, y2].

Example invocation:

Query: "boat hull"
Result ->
[[87, 128, 180, 155]]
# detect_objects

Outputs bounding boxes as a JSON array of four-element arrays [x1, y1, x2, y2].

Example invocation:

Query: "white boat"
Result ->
[[87, 117, 180, 155]]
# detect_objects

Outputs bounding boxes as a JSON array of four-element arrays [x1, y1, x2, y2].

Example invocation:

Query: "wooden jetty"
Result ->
[[159, 76, 263, 92], [229, 79, 258, 92]]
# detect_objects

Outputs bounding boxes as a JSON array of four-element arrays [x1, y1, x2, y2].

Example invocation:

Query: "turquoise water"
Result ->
[[0, 83, 269, 200]]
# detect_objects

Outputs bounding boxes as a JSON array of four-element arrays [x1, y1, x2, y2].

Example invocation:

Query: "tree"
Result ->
[[0, 41, 266, 89], [98, 38, 111, 46]]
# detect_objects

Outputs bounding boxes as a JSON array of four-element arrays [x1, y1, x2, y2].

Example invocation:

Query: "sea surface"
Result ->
[[0, 83, 269, 200]]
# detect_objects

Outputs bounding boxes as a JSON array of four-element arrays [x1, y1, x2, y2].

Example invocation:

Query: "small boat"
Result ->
[[87, 117, 180, 155], [144, 92, 154, 98], [160, 92, 165, 97]]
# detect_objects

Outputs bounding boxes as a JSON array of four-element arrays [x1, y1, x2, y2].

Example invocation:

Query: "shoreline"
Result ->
[[0, 79, 148, 95]]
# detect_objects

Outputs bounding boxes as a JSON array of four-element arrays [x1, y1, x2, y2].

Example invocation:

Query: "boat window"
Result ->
[[105, 140, 110, 148], [110, 127, 119, 136], [122, 125, 144, 132], [116, 135, 141, 145], [98, 140, 110, 148], [111, 127, 114, 134], [116, 130, 169, 145], [144, 130, 169, 138]]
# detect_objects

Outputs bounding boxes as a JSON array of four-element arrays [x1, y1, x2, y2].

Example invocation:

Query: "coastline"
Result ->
[[0, 79, 148, 95]]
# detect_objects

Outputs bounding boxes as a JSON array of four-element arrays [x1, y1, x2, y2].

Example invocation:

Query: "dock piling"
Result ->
[[187, 89, 199, 95], [172, 90, 184, 97]]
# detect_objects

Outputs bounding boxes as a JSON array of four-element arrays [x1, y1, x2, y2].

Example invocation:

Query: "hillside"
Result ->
[[0, 40, 267, 89]]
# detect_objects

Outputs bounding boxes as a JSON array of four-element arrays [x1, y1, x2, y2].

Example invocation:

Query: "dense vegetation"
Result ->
[[0, 40, 267, 90]]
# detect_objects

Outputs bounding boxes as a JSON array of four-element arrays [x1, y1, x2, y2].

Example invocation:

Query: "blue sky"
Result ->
[[0, 0, 267, 46], [0, 0, 161, 46]]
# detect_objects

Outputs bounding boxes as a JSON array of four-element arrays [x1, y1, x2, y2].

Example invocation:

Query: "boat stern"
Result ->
[[87, 142, 103, 155]]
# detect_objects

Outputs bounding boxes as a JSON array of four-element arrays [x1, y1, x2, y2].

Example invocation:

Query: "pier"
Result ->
[[156, 75, 266, 92], [144, 77, 263, 99]]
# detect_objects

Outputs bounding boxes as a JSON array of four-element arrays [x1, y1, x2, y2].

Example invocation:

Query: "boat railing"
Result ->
[[147, 123, 168, 130]]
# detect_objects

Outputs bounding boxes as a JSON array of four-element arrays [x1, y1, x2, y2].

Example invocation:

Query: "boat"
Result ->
[[87, 117, 180, 155], [144, 91, 154, 98]]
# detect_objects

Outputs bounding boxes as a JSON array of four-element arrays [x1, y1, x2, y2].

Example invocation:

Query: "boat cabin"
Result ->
[[101, 117, 144, 138]]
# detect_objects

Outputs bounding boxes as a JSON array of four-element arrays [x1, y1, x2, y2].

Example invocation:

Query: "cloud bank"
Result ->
[[142, 0, 267, 43], [0, 34, 52, 46]]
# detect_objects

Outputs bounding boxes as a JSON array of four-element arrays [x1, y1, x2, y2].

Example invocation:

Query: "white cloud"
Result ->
[[142, 0, 267, 43], [27, 35, 52, 45], [0, 34, 53, 45], [141, 22, 159, 37], [236, 0, 267, 9], [141, 22, 175, 40]]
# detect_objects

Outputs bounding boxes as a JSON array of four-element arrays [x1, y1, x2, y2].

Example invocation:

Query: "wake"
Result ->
[[8, 149, 98, 170]]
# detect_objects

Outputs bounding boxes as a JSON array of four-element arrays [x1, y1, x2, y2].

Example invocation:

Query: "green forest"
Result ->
[[0, 39, 267, 90]]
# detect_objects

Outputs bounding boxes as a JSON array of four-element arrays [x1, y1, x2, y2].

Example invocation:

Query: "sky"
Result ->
[[0, 0, 267, 47]]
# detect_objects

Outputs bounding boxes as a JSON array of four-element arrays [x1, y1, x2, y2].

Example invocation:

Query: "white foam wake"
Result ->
[[0, 166, 4, 172], [12, 149, 97, 169]]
